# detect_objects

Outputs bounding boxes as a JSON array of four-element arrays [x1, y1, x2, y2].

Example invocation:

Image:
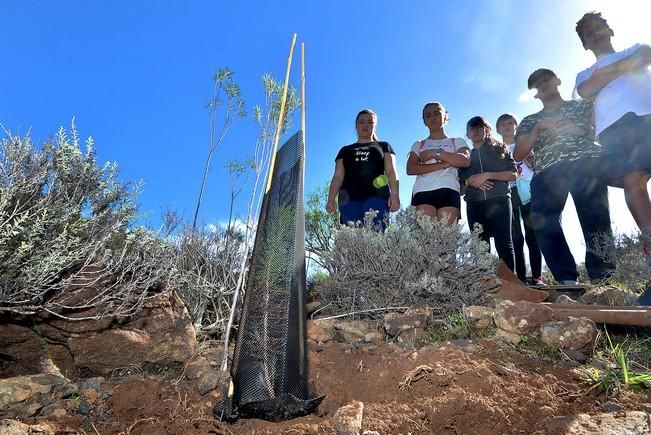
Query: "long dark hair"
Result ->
[[466, 116, 509, 159], [355, 109, 380, 141]]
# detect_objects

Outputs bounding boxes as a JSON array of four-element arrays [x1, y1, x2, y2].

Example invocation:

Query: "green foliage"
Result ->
[[209, 68, 246, 118], [307, 270, 329, 292], [418, 313, 473, 345], [256, 73, 300, 137], [515, 335, 558, 360], [305, 183, 338, 273], [194, 68, 247, 230], [586, 328, 651, 395]]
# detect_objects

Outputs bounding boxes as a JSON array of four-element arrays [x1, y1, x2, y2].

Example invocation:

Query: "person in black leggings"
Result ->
[[460, 116, 517, 271], [496, 113, 543, 285]]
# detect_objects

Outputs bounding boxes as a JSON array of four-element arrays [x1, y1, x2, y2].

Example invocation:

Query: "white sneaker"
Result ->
[[560, 280, 579, 285]]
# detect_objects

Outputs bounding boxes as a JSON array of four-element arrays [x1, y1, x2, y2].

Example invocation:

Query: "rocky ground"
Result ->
[[2, 338, 651, 434], [2, 285, 651, 434]]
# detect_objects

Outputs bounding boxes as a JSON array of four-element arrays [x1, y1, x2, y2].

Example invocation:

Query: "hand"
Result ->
[[555, 119, 585, 136], [419, 149, 443, 163], [388, 193, 400, 212], [439, 161, 451, 169], [524, 154, 535, 169], [628, 45, 651, 70], [467, 173, 494, 190], [420, 149, 439, 162], [534, 119, 557, 135], [326, 199, 337, 214]]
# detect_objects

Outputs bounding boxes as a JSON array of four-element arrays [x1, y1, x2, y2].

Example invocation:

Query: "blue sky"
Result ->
[[2, 1, 649, 260]]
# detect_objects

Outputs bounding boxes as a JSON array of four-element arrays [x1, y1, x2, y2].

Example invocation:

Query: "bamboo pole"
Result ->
[[297, 41, 308, 383], [265, 33, 297, 193], [301, 42, 306, 149]]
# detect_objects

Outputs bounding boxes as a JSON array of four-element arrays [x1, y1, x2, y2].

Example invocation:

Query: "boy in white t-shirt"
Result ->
[[406, 102, 471, 225], [574, 11, 651, 262]]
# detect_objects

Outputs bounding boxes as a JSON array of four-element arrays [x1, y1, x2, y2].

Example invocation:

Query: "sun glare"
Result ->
[[587, 1, 651, 46], [518, 89, 536, 102]]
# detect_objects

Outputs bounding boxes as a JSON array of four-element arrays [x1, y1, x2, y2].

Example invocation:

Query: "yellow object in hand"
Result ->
[[373, 174, 389, 188]]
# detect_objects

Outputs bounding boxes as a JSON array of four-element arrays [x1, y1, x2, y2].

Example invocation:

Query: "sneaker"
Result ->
[[560, 280, 579, 286], [533, 277, 545, 286]]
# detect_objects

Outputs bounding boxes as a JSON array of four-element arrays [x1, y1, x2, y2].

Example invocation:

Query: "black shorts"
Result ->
[[598, 112, 651, 184], [411, 188, 461, 209]]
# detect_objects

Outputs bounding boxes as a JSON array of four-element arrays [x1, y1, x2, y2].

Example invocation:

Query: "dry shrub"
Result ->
[[319, 208, 497, 318], [594, 232, 650, 292], [0, 125, 169, 320], [172, 225, 248, 335]]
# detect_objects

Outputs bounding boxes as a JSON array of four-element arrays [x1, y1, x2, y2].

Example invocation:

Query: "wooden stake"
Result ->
[[301, 42, 306, 150], [544, 303, 651, 326], [266, 33, 297, 193]]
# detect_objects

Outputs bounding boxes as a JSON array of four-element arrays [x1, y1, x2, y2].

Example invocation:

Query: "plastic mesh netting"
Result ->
[[213, 131, 324, 422]]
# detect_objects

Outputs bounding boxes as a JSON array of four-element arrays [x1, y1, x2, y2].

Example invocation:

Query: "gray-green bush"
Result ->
[[318, 208, 497, 318], [0, 123, 170, 319]]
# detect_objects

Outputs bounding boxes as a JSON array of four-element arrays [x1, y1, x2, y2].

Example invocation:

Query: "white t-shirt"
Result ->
[[507, 143, 534, 186], [574, 43, 651, 135], [410, 137, 468, 195]]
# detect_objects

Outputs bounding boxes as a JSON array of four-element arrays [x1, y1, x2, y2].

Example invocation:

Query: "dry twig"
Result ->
[[399, 365, 434, 390]]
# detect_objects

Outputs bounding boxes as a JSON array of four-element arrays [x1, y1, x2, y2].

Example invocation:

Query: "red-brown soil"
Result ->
[[34, 340, 651, 434]]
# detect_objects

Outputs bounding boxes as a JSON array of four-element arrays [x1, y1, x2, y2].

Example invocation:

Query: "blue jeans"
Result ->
[[530, 160, 615, 282], [466, 196, 515, 271], [339, 196, 389, 231]]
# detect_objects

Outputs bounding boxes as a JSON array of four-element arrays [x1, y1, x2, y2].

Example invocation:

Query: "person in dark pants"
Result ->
[[460, 116, 517, 271], [514, 68, 615, 284], [496, 113, 543, 285], [326, 109, 400, 230]]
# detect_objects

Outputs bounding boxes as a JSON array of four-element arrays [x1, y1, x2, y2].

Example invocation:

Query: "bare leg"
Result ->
[[416, 204, 438, 219], [623, 172, 651, 234], [437, 206, 460, 226]]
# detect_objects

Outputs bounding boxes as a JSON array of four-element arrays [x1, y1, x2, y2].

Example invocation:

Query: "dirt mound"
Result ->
[[30, 339, 646, 434]]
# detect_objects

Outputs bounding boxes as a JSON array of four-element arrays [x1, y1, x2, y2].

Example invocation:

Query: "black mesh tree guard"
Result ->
[[213, 131, 324, 422]]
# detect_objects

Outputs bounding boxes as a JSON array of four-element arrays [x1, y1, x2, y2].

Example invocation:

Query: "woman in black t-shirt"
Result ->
[[326, 109, 400, 229]]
